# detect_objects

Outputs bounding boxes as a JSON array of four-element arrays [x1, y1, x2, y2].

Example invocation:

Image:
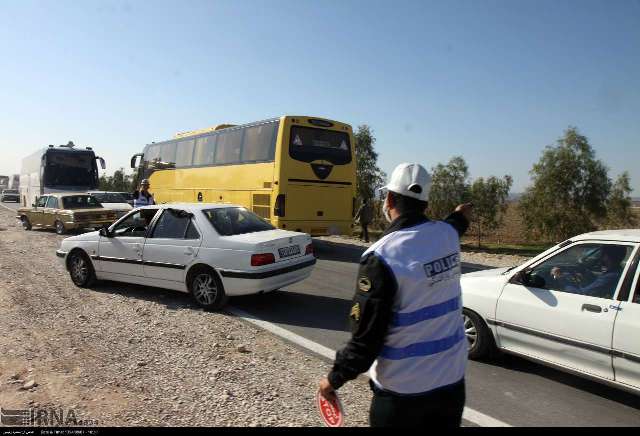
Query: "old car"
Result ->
[[1, 189, 20, 203], [56, 203, 316, 310], [461, 229, 640, 395], [17, 193, 118, 235], [87, 191, 133, 218]]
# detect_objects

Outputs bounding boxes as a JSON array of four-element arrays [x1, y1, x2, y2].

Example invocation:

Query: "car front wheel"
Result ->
[[68, 250, 96, 288], [463, 308, 495, 360], [189, 268, 228, 311]]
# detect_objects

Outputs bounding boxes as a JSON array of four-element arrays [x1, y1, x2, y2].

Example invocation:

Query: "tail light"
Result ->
[[274, 194, 286, 217], [305, 243, 314, 256], [251, 253, 275, 266]]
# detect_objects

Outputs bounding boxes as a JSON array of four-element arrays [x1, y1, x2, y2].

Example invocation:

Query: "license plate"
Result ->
[[278, 245, 301, 258]]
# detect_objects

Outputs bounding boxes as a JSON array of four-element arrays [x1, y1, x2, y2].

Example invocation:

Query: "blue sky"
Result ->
[[1, 0, 638, 193]]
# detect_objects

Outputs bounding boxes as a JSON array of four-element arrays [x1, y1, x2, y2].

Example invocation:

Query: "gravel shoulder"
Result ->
[[0, 209, 373, 426]]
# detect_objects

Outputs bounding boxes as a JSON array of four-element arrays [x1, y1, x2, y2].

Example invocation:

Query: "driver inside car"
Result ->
[[550, 245, 627, 298]]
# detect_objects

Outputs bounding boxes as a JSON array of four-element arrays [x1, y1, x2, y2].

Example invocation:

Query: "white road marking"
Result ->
[[227, 305, 512, 427]]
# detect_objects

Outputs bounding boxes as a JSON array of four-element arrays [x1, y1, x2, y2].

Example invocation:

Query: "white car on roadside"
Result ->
[[87, 191, 133, 218], [56, 203, 316, 310], [461, 229, 640, 395]]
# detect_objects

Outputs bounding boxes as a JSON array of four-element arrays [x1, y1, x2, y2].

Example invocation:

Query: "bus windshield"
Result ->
[[289, 126, 352, 165], [44, 151, 98, 189]]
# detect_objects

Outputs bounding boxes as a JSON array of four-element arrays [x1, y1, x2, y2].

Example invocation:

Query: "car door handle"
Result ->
[[581, 304, 602, 313]]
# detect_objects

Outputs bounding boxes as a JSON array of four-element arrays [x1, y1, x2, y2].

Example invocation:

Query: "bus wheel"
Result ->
[[55, 220, 66, 235], [188, 267, 228, 311], [21, 216, 32, 231]]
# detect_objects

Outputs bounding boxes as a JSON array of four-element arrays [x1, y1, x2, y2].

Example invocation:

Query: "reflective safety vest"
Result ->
[[365, 220, 467, 395], [133, 191, 154, 207]]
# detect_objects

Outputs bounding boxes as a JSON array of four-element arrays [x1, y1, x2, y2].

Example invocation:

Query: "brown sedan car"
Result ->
[[17, 193, 119, 235]]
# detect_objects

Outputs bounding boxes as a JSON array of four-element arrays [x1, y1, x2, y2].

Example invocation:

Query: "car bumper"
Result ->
[[56, 250, 67, 266], [219, 258, 316, 296], [63, 219, 116, 229]]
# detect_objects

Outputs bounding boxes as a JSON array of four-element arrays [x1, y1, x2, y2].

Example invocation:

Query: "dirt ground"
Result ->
[[0, 208, 374, 427]]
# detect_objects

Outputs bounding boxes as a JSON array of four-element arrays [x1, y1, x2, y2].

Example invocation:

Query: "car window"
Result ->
[[36, 196, 48, 207], [528, 243, 633, 299], [203, 207, 274, 236], [151, 209, 199, 239], [112, 209, 158, 237], [62, 195, 102, 209], [45, 197, 59, 208]]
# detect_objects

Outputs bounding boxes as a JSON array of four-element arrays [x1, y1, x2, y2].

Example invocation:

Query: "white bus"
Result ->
[[20, 142, 106, 207], [9, 174, 20, 190]]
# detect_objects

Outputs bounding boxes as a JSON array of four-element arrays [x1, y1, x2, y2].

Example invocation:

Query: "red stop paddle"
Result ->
[[316, 389, 345, 427]]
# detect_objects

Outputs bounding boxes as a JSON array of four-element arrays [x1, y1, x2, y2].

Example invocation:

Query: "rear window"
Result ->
[[92, 193, 127, 203], [62, 195, 102, 209], [289, 126, 351, 165], [203, 207, 274, 236]]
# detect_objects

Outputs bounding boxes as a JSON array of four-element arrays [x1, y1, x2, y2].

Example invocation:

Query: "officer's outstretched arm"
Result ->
[[443, 211, 469, 237], [327, 254, 397, 389]]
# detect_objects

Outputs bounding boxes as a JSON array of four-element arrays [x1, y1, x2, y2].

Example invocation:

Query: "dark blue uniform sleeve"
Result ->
[[327, 254, 397, 389], [443, 211, 469, 237]]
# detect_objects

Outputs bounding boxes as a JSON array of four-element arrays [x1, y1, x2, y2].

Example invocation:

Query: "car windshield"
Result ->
[[3, 189, 18, 194], [91, 192, 127, 203], [62, 195, 102, 209], [203, 207, 274, 236]]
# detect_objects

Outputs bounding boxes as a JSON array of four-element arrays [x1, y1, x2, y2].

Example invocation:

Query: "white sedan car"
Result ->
[[56, 204, 316, 310], [462, 229, 640, 395]]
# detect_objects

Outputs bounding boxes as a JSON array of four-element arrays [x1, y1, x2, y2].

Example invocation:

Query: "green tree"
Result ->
[[428, 156, 471, 219], [605, 172, 636, 229], [469, 175, 513, 247], [354, 125, 386, 201], [519, 127, 611, 242], [98, 174, 112, 191]]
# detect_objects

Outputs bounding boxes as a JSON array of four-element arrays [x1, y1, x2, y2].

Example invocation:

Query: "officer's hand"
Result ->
[[455, 203, 474, 221], [318, 377, 337, 403]]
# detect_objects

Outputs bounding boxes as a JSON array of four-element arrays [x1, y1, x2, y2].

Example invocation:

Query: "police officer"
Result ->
[[318, 162, 472, 428], [133, 179, 155, 208]]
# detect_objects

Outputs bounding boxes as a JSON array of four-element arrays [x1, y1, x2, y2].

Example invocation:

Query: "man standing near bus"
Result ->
[[133, 179, 155, 208], [354, 198, 373, 243], [318, 162, 473, 427]]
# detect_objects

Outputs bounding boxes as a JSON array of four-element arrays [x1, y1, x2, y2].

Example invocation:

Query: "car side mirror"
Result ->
[[99, 226, 113, 238], [512, 269, 546, 288]]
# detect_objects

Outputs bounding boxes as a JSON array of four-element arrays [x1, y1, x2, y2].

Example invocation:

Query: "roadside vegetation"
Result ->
[[354, 126, 637, 254]]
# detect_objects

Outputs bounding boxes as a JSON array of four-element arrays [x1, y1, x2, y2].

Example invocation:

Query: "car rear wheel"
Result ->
[[55, 220, 66, 235], [21, 216, 32, 231], [189, 269, 228, 311], [68, 250, 96, 288], [463, 308, 495, 360]]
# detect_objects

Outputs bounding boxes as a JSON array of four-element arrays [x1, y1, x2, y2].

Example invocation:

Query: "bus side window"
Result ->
[[175, 139, 195, 167], [215, 130, 243, 164], [193, 136, 216, 166], [242, 123, 277, 162]]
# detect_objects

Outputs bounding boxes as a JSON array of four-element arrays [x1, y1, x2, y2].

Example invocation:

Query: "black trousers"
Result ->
[[361, 224, 370, 242], [369, 379, 466, 428]]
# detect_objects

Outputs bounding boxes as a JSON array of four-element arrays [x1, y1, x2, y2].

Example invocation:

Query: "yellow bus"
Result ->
[[131, 116, 356, 236]]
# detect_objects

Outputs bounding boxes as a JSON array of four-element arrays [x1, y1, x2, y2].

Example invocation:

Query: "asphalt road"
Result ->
[[231, 239, 640, 427], [5, 200, 639, 426]]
